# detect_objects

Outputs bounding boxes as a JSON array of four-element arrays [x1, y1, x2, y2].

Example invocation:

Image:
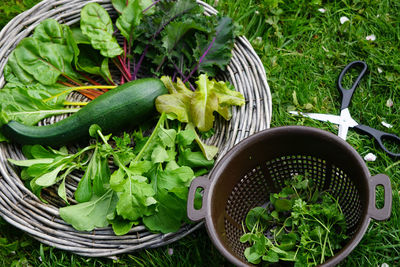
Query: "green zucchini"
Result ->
[[1, 78, 167, 146]]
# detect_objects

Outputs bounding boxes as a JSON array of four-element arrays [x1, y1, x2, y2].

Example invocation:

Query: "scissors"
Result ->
[[290, 60, 400, 158]]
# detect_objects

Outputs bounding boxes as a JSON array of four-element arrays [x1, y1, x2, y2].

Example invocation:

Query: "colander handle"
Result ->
[[368, 174, 392, 221], [187, 175, 210, 222]]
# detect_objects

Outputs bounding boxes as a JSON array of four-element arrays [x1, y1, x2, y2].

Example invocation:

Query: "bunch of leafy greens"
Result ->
[[156, 74, 245, 133], [9, 113, 214, 234], [130, 0, 238, 79], [1, 0, 238, 142], [240, 175, 348, 266]]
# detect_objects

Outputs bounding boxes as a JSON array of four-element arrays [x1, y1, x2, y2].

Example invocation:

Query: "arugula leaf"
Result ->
[[59, 189, 118, 231], [177, 148, 214, 168], [116, 176, 157, 221], [108, 213, 136, 236], [80, 3, 123, 58], [142, 189, 186, 233]]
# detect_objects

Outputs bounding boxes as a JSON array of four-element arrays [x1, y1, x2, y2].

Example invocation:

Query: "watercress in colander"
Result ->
[[240, 174, 349, 266]]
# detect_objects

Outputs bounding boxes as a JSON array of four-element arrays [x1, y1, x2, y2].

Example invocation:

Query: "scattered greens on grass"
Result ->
[[240, 175, 348, 266]]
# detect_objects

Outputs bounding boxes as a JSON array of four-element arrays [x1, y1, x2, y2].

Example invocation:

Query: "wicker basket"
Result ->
[[0, 0, 272, 257]]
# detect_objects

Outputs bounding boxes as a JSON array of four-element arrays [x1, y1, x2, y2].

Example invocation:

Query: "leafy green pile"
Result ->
[[241, 175, 348, 266], [10, 113, 217, 234], [0, 0, 238, 142]]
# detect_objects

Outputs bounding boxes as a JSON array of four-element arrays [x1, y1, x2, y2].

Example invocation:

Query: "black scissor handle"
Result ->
[[354, 124, 400, 158], [337, 61, 368, 110]]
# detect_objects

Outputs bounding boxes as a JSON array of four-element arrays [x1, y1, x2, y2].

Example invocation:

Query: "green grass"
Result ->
[[1, 0, 400, 266]]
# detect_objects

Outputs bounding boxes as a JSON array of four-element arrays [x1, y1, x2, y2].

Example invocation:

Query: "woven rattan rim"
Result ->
[[0, 0, 272, 257]]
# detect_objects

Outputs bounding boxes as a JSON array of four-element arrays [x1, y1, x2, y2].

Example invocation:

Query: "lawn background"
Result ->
[[0, 0, 399, 266]]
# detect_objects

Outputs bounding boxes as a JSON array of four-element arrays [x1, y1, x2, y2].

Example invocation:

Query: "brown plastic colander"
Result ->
[[187, 126, 392, 266]]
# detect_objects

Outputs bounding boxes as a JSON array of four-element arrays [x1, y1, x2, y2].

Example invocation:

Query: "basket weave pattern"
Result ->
[[0, 0, 272, 257]]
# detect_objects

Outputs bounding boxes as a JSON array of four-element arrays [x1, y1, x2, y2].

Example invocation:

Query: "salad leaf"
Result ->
[[156, 74, 244, 133], [142, 189, 187, 233], [116, 176, 157, 221], [155, 76, 194, 123], [191, 75, 219, 132], [80, 3, 123, 58], [59, 189, 118, 231]]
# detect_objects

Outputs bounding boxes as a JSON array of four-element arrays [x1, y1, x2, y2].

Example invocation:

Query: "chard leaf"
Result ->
[[59, 189, 118, 232], [14, 37, 76, 85], [5, 52, 34, 85], [75, 44, 112, 83], [80, 3, 123, 58], [32, 19, 68, 44], [116, 0, 143, 43], [70, 27, 90, 44], [112, 0, 154, 14]]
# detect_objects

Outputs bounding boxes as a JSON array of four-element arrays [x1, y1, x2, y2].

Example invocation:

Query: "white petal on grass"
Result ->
[[378, 67, 383, 73], [364, 153, 377, 162], [381, 121, 393, 128], [168, 248, 174, 256], [386, 98, 393, 107], [381, 263, 389, 267], [366, 34, 376, 41], [340, 16, 350, 24], [318, 8, 326, 13]]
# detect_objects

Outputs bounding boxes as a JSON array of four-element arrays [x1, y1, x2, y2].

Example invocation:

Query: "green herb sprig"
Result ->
[[240, 175, 348, 266]]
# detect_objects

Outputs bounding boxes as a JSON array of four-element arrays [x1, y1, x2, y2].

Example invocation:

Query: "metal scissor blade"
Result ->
[[289, 111, 342, 125]]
